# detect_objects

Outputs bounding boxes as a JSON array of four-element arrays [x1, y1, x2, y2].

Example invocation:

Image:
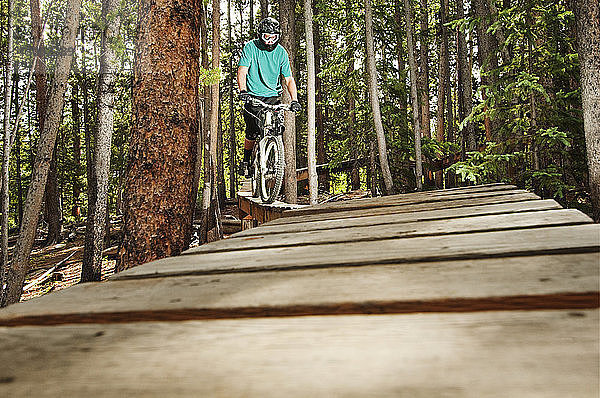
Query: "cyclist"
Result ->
[[237, 17, 301, 177]]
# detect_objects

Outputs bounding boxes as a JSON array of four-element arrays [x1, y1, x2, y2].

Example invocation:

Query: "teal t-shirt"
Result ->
[[238, 39, 292, 97]]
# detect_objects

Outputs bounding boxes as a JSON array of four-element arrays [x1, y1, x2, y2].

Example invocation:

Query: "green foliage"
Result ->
[[448, 143, 523, 185]]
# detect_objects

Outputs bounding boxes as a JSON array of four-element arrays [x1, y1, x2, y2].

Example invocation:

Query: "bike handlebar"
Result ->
[[243, 96, 292, 112]]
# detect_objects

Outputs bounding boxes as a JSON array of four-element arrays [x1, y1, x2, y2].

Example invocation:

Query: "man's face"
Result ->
[[262, 33, 279, 46]]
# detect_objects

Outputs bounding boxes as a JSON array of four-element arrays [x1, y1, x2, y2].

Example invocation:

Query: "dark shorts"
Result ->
[[243, 95, 281, 140]]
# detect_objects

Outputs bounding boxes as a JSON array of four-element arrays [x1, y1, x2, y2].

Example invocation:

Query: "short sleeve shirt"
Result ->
[[238, 39, 292, 97]]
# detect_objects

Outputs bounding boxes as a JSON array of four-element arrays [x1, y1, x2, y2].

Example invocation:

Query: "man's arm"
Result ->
[[237, 66, 249, 92], [284, 76, 298, 102]]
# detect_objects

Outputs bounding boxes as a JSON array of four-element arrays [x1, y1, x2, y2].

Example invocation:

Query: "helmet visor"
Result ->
[[261, 33, 279, 45]]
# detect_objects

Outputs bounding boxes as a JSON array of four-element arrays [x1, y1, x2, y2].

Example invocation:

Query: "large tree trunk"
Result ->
[[210, 0, 222, 239], [0, 0, 15, 304], [119, 0, 200, 271], [473, 0, 499, 142], [365, 0, 394, 195], [280, 0, 298, 203], [575, 0, 600, 221], [305, 0, 318, 205], [418, 0, 431, 139], [82, 0, 121, 282], [457, 0, 475, 152], [404, 0, 423, 190], [3, 0, 82, 306]]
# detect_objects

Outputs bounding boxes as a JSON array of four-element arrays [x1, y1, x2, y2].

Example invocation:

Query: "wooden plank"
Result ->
[[0, 310, 597, 397], [267, 192, 540, 226], [236, 199, 562, 237], [283, 185, 520, 217], [115, 224, 600, 280], [186, 209, 591, 255], [1, 253, 597, 326]]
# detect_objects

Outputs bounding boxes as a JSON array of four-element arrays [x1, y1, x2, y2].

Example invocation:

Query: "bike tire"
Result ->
[[260, 136, 285, 204]]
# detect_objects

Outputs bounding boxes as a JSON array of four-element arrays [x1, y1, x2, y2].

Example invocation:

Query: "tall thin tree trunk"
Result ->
[[365, 0, 394, 194], [314, 3, 327, 192], [71, 80, 81, 217], [419, 0, 431, 139], [305, 0, 318, 205], [435, 0, 449, 187], [473, 0, 499, 142], [404, 0, 423, 190], [457, 0, 475, 152], [82, 0, 121, 282], [82, 28, 95, 222], [575, 0, 600, 221], [228, 0, 237, 199], [1, 0, 15, 304], [260, 0, 268, 18], [280, 0, 298, 203], [3, 0, 82, 306], [119, 0, 200, 270], [249, 0, 254, 33]]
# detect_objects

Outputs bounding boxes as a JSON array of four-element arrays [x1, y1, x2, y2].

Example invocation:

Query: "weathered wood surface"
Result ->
[[236, 199, 562, 237], [282, 184, 518, 217], [186, 209, 590, 254], [238, 191, 307, 223], [1, 310, 597, 397], [116, 224, 600, 279], [1, 184, 598, 397], [1, 253, 597, 326], [267, 191, 540, 225]]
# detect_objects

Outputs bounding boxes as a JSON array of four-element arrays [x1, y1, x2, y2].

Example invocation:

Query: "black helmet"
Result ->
[[257, 17, 281, 51]]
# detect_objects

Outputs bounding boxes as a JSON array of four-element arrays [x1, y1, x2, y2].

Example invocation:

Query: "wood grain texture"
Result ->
[[115, 224, 600, 280], [2, 253, 597, 325], [0, 310, 597, 397], [185, 209, 590, 254], [282, 185, 520, 217], [235, 199, 562, 237], [267, 192, 540, 225]]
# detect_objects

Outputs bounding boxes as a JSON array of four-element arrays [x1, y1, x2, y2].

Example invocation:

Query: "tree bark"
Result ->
[[3, 0, 82, 306], [404, 0, 423, 191], [280, 0, 298, 203], [365, 0, 394, 195], [418, 0, 431, 139], [1, 0, 14, 304], [305, 0, 318, 205], [473, 0, 499, 142], [457, 0, 475, 152], [575, 0, 600, 221], [71, 79, 81, 217], [260, 0, 269, 19], [82, 0, 121, 282], [119, 0, 200, 271], [314, 2, 327, 192], [228, 0, 237, 199]]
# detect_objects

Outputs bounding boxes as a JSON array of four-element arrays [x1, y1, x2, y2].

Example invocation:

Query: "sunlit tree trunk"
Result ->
[[82, 0, 121, 282], [404, 0, 423, 190], [575, 0, 600, 221], [120, 0, 200, 270], [418, 0, 431, 139], [228, 0, 237, 199], [0, 0, 14, 304], [280, 0, 298, 203], [4, 0, 82, 306], [305, 0, 318, 205], [457, 0, 475, 152], [71, 80, 81, 217], [365, 0, 394, 194]]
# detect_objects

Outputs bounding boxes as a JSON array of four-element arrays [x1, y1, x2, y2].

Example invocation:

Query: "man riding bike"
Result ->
[[237, 17, 301, 177]]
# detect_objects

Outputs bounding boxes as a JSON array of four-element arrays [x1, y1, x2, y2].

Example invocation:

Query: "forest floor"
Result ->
[[20, 189, 373, 303]]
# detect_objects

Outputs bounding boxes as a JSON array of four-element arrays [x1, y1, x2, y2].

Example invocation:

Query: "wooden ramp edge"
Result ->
[[1, 184, 598, 397]]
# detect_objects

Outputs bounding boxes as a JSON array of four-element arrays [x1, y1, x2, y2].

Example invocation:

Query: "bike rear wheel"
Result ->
[[260, 136, 285, 204]]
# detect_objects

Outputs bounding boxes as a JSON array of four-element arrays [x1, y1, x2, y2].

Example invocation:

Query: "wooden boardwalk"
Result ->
[[0, 184, 598, 397]]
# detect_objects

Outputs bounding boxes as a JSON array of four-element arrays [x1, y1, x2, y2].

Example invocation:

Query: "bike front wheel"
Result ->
[[260, 136, 285, 204]]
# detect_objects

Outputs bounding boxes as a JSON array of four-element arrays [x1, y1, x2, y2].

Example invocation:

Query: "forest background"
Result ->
[[0, 0, 597, 305]]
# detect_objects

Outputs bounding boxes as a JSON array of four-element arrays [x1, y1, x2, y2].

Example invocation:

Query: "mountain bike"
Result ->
[[243, 97, 291, 204]]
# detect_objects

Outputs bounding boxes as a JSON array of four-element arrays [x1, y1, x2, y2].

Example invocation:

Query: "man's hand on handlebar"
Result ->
[[290, 100, 302, 113], [239, 90, 251, 103]]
